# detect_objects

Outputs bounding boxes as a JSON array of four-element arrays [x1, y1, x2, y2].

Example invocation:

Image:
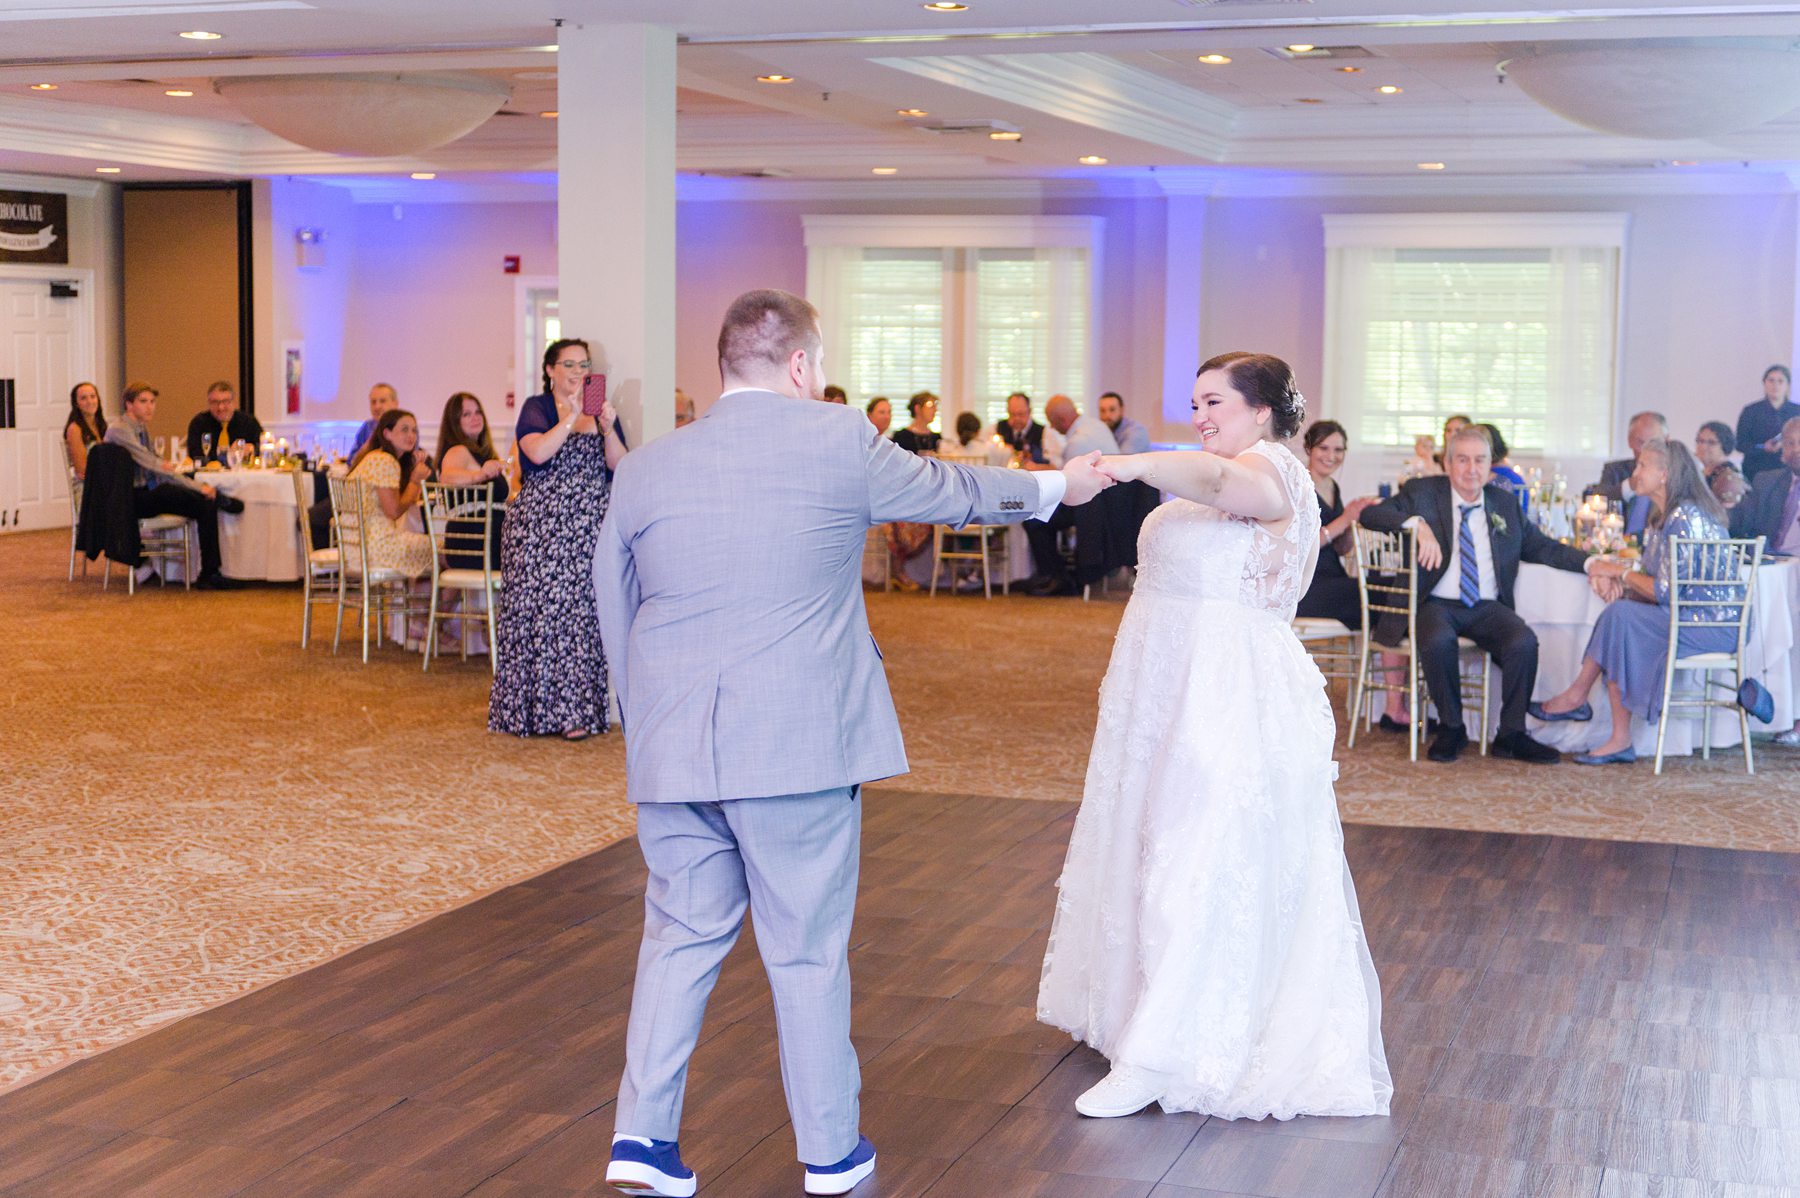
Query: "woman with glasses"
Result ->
[[489, 338, 629, 741], [1694, 420, 1748, 510]]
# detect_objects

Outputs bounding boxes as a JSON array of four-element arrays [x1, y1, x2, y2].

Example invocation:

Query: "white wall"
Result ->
[[1199, 189, 1799, 497]]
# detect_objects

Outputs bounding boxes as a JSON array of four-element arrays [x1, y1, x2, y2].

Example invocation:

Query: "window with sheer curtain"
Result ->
[[803, 216, 1098, 430], [1322, 214, 1625, 457]]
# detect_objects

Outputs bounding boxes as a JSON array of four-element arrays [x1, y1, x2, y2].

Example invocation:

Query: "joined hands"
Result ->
[[1060, 451, 1117, 506]]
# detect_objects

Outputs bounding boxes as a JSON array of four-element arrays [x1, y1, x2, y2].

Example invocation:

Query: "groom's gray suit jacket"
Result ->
[[594, 389, 1043, 804]]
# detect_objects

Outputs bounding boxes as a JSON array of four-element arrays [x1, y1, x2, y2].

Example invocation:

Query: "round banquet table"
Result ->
[[1483, 559, 1798, 757], [194, 468, 308, 582]]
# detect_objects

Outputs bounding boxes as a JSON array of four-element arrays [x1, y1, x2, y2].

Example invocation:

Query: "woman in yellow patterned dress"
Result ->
[[347, 408, 435, 578]]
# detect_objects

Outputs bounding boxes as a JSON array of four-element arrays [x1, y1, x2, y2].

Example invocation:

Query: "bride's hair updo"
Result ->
[[1198, 352, 1306, 441]]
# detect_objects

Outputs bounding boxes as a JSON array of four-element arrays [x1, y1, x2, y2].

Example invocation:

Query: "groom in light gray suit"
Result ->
[[594, 289, 1111, 1198]]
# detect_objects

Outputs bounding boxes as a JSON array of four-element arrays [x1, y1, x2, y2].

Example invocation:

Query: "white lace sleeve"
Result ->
[[1238, 441, 1320, 619]]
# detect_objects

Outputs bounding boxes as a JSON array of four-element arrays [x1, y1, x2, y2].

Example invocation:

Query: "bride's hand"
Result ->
[[1096, 455, 1144, 483]]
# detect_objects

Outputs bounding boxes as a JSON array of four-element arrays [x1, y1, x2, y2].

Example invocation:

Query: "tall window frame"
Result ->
[[803, 214, 1102, 429], [1322, 212, 1628, 459]]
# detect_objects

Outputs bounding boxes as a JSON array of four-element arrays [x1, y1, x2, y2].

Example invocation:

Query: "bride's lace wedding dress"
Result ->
[[1037, 439, 1392, 1120]]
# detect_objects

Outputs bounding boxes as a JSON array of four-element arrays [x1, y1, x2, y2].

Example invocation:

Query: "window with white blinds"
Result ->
[[1323, 214, 1625, 456], [804, 216, 1099, 430]]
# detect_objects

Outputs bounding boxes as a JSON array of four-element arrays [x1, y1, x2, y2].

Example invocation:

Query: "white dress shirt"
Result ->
[[1405, 495, 1498, 602]]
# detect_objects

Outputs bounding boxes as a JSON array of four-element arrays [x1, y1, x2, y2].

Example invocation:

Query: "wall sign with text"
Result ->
[[0, 191, 70, 264]]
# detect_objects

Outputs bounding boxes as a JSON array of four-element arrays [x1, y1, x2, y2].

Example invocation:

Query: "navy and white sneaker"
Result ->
[[606, 1134, 697, 1197], [804, 1134, 876, 1196]]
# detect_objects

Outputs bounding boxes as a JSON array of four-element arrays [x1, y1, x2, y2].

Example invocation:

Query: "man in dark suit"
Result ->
[[995, 391, 1047, 464], [1361, 425, 1601, 763], [184, 380, 263, 462], [1591, 410, 1666, 500], [1731, 415, 1800, 554]]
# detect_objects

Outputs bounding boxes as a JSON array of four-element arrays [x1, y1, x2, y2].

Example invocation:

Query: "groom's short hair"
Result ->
[[718, 289, 821, 379]]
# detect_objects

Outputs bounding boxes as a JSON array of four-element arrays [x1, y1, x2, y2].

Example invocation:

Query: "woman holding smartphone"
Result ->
[[489, 338, 629, 740]]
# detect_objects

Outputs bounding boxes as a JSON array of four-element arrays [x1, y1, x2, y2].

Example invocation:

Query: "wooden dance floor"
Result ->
[[4, 789, 1800, 1197]]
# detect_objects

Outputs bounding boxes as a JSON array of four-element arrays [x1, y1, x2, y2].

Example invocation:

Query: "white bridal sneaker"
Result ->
[[1074, 1064, 1164, 1118]]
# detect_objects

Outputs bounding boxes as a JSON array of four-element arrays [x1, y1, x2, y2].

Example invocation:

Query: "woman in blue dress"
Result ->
[[1529, 438, 1737, 764]]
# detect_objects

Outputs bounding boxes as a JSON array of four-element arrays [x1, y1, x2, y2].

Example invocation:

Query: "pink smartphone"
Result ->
[[581, 373, 608, 418]]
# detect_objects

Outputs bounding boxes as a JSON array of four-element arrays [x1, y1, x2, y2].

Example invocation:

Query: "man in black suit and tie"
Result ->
[[1361, 425, 1603, 763], [995, 391, 1047, 464], [1731, 415, 1800, 554]]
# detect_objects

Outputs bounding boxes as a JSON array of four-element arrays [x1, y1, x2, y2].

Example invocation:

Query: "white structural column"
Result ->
[[1159, 190, 1208, 435], [557, 22, 676, 449]]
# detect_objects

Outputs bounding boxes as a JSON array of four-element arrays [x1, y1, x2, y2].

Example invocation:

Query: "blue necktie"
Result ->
[[1458, 503, 1481, 607]]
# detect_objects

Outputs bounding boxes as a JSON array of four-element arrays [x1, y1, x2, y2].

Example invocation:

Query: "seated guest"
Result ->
[[347, 408, 436, 579], [1022, 394, 1119, 595], [1731, 415, 1800, 550], [435, 391, 509, 570], [1481, 423, 1530, 515], [102, 381, 245, 590], [1359, 423, 1598, 763], [996, 391, 1048, 463], [1097, 390, 1150, 454], [943, 411, 985, 455], [350, 382, 399, 457], [1531, 440, 1732, 764], [1593, 410, 1667, 499], [1735, 364, 1798, 483], [64, 381, 106, 479], [1296, 420, 1375, 630], [892, 391, 942, 454], [1694, 420, 1748, 510], [1404, 434, 1442, 480], [822, 384, 848, 405], [675, 389, 695, 428], [184, 380, 262, 462], [864, 395, 892, 437], [1432, 413, 1471, 469]]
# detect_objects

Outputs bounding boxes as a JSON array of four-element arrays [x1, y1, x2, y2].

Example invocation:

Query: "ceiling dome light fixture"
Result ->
[[757, 74, 794, 84], [213, 72, 510, 157], [164, 89, 194, 97], [1078, 155, 1108, 165], [989, 130, 1023, 141], [30, 82, 57, 90], [922, 2, 969, 10], [1417, 161, 1446, 170], [1286, 44, 1316, 53], [179, 30, 222, 40], [1377, 85, 1403, 94], [95, 166, 121, 173], [1198, 54, 1232, 65], [897, 108, 928, 117], [1499, 40, 1800, 139], [410, 172, 436, 180], [871, 167, 899, 174], [539, 110, 558, 118], [1338, 65, 1362, 73]]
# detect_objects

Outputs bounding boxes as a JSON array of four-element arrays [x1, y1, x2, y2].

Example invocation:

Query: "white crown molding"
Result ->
[[1151, 166, 1800, 197], [874, 51, 1235, 161]]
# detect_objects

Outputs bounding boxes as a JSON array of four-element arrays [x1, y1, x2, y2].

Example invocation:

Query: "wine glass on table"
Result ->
[[200, 432, 214, 465], [153, 435, 167, 463]]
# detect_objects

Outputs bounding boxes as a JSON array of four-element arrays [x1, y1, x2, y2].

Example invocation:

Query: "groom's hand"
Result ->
[[1060, 451, 1114, 506]]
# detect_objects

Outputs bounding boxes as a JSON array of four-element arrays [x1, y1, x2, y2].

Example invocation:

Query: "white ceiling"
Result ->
[[2, 0, 1799, 187]]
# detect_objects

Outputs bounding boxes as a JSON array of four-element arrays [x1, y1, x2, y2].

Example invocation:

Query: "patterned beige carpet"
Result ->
[[4, 528, 1798, 1094]]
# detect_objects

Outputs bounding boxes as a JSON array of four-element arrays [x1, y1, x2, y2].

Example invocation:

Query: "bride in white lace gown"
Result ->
[[1037, 353, 1391, 1122]]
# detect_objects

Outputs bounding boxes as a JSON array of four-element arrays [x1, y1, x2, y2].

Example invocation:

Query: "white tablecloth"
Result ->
[[1500, 559, 1796, 756], [202, 468, 307, 582]]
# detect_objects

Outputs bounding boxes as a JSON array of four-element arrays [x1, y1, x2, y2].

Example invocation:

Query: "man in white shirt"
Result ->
[[1359, 424, 1606, 763]]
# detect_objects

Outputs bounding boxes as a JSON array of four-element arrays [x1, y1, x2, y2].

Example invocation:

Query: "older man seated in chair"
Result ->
[[1359, 424, 1603, 763], [1021, 394, 1119, 596]]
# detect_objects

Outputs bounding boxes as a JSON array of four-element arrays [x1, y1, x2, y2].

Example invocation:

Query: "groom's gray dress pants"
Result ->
[[615, 786, 862, 1165]]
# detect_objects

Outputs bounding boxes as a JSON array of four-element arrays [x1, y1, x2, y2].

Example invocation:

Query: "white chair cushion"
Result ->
[[437, 568, 501, 589], [1292, 617, 1356, 641], [309, 548, 339, 568], [139, 515, 187, 531]]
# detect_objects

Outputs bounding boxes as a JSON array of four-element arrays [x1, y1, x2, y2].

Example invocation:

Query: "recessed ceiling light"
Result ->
[[1286, 44, 1316, 53], [988, 130, 1022, 141], [871, 167, 899, 175], [1198, 54, 1232, 65], [1078, 155, 1108, 165], [756, 74, 794, 84], [1417, 162, 1446, 170], [922, 2, 968, 10], [29, 83, 57, 91], [410, 172, 436, 180], [538, 110, 558, 118], [1378, 85, 1403, 94], [178, 30, 222, 40], [897, 108, 928, 117], [1296, 98, 1325, 104], [164, 89, 194, 97], [1338, 65, 1362, 73], [95, 166, 121, 173]]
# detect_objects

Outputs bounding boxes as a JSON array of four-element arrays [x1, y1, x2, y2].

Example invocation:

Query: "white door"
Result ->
[[0, 273, 91, 533]]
